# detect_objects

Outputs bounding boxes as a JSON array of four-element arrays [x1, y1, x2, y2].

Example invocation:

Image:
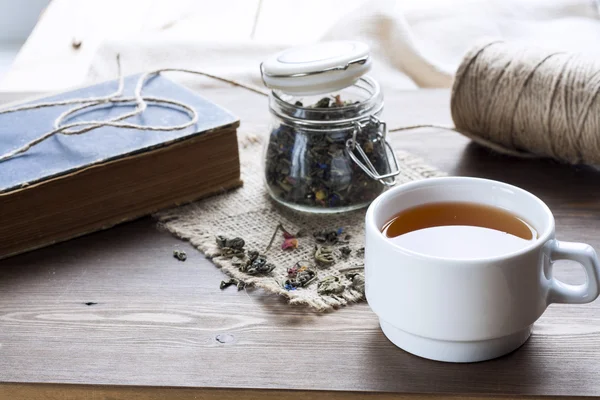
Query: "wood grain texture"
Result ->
[[0, 384, 590, 400], [2, 88, 600, 398]]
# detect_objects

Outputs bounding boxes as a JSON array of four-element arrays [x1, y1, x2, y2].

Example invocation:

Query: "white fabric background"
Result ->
[[86, 0, 600, 92]]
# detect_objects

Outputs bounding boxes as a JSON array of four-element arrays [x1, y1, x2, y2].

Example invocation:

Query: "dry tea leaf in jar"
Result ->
[[260, 41, 399, 214]]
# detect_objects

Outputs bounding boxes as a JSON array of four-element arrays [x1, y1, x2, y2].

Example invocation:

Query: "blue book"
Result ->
[[0, 74, 241, 259]]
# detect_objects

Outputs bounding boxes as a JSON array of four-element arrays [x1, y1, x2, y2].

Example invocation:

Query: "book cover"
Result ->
[[0, 74, 240, 194]]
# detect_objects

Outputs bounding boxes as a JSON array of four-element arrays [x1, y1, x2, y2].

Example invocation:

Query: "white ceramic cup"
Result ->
[[365, 177, 600, 363]]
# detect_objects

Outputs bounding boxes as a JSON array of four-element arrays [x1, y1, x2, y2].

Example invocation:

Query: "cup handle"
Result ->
[[546, 239, 600, 304]]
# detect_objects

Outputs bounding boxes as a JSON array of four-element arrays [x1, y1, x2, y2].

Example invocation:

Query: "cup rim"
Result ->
[[366, 176, 555, 263]]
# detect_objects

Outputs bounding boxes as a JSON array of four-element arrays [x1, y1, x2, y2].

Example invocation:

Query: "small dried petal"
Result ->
[[282, 238, 298, 250], [286, 268, 316, 288], [334, 94, 343, 107]]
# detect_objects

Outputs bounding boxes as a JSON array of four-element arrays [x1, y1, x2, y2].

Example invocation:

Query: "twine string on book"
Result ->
[[0, 55, 268, 163]]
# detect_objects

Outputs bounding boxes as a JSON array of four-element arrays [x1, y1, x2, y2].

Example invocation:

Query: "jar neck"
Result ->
[[269, 76, 383, 127]]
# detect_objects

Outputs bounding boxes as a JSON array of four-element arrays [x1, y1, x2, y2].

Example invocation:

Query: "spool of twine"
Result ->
[[450, 40, 600, 165]]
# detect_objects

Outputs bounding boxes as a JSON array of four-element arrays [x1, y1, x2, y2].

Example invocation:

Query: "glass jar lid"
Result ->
[[260, 41, 372, 96]]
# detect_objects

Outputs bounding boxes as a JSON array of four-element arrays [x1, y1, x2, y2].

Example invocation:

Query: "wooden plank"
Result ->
[[1, 89, 600, 398], [0, 383, 588, 400]]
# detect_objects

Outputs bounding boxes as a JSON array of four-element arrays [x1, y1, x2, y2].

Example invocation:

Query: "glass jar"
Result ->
[[262, 76, 399, 213]]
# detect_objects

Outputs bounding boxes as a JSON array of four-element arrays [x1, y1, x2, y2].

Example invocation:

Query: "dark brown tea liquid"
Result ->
[[382, 202, 537, 259]]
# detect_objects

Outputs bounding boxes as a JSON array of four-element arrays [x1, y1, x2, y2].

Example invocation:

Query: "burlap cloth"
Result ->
[[155, 132, 445, 311]]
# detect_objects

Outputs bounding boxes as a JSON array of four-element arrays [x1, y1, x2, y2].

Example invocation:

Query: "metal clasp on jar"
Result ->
[[346, 115, 400, 186]]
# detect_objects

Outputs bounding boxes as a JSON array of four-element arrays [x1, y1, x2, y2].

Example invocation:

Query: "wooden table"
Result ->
[[2, 88, 600, 399]]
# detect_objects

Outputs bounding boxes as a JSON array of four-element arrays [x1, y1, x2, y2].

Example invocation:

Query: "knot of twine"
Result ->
[[0, 55, 267, 163], [450, 40, 600, 165]]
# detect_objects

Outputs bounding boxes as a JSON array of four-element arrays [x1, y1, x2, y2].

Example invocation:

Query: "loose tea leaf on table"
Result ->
[[339, 246, 352, 257], [173, 249, 187, 261], [314, 228, 344, 244], [215, 235, 247, 259], [240, 250, 275, 275], [346, 272, 365, 294], [216, 236, 245, 250], [216, 235, 275, 276], [317, 276, 346, 295], [314, 245, 335, 266], [220, 278, 246, 291]]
